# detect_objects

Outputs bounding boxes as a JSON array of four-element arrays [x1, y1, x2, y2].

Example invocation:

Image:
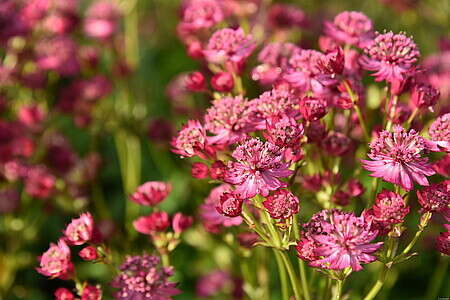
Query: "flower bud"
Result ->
[[191, 162, 209, 179], [186, 71, 206, 92], [172, 212, 193, 234], [79, 246, 99, 261], [211, 72, 234, 92]]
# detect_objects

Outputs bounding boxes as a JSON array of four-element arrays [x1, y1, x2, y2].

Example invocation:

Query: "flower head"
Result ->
[[81, 285, 102, 300], [172, 212, 193, 234], [63, 212, 94, 245], [133, 212, 170, 235], [416, 181, 449, 213], [263, 189, 299, 219], [324, 11, 373, 47], [362, 125, 435, 190], [299, 96, 328, 121], [297, 210, 382, 271], [54, 288, 75, 300], [36, 36, 80, 76], [130, 181, 172, 206], [411, 83, 440, 110], [225, 138, 293, 199], [79, 246, 99, 261], [196, 270, 232, 298], [112, 254, 180, 300], [216, 192, 243, 217], [37, 239, 73, 279], [321, 131, 352, 156], [436, 232, 450, 255], [263, 115, 304, 148], [361, 32, 419, 84], [370, 190, 409, 232], [179, 0, 224, 32], [171, 120, 210, 158], [84, 1, 120, 40], [428, 113, 450, 152]]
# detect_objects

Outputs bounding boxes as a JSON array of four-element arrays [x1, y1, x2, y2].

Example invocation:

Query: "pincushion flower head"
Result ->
[[411, 83, 440, 110], [263, 115, 304, 148], [297, 209, 383, 271], [324, 11, 374, 47], [133, 211, 170, 235], [361, 31, 419, 85], [112, 254, 180, 300], [171, 120, 212, 158], [203, 27, 256, 68], [416, 180, 450, 214], [367, 190, 409, 233], [362, 125, 435, 190], [204, 96, 253, 145], [225, 138, 293, 199], [179, 0, 224, 32], [37, 239, 73, 279], [263, 189, 299, 219], [130, 181, 172, 206], [427, 113, 450, 152], [63, 212, 94, 245]]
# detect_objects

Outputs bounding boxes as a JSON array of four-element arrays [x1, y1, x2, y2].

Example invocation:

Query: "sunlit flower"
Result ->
[[63, 212, 94, 245], [133, 212, 170, 234], [37, 239, 73, 279]]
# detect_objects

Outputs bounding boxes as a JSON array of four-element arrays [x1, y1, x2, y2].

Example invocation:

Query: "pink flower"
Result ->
[[370, 190, 409, 232], [362, 125, 435, 190], [171, 120, 212, 158], [361, 32, 419, 84], [196, 270, 232, 297], [79, 246, 99, 261], [178, 0, 224, 32], [324, 11, 373, 47], [84, 1, 120, 40], [434, 153, 450, 177], [332, 190, 350, 206], [172, 212, 193, 234], [263, 189, 299, 219], [211, 72, 234, 92], [321, 131, 352, 156], [185, 71, 206, 92], [35, 36, 80, 76], [263, 115, 304, 148], [0, 188, 20, 213], [204, 96, 252, 145], [112, 255, 180, 300], [37, 239, 73, 279], [203, 27, 256, 68], [416, 181, 449, 213], [436, 232, 450, 255], [63, 212, 94, 245], [129, 181, 172, 206], [54, 288, 75, 300], [81, 285, 102, 300], [267, 4, 307, 29], [210, 160, 226, 180], [427, 113, 450, 152], [133, 212, 170, 234], [347, 179, 365, 197], [18, 104, 45, 130], [191, 162, 209, 179], [225, 138, 293, 199], [24, 166, 55, 199], [216, 192, 244, 217], [299, 96, 328, 121], [411, 83, 440, 110], [199, 184, 242, 233], [298, 210, 383, 271]]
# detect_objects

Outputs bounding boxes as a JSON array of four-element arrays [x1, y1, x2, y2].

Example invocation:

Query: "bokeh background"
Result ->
[[1, 0, 449, 299]]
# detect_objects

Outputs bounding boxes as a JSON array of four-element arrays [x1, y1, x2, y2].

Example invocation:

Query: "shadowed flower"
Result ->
[[321, 131, 352, 156], [411, 83, 440, 110], [263, 115, 304, 148], [361, 32, 419, 84], [297, 209, 382, 271], [63, 212, 94, 245], [362, 125, 435, 190], [369, 190, 409, 233], [416, 180, 449, 213], [299, 96, 328, 121], [130, 181, 172, 206], [263, 189, 299, 219], [324, 11, 373, 47], [216, 192, 244, 217], [178, 0, 224, 33], [37, 239, 73, 279], [35, 36, 80, 76], [112, 254, 180, 300], [196, 270, 232, 298], [171, 120, 212, 158], [436, 231, 450, 255], [427, 113, 450, 152], [54, 288, 75, 300], [225, 138, 293, 199]]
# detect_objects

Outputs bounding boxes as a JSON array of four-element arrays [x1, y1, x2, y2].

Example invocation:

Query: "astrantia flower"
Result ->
[[179, 0, 223, 32], [216, 192, 244, 217], [37, 239, 73, 279], [263, 115, 304, 148], [434, 154, 450, 177], [79, 246, 99, 261], [35, 36, 80, 76], [196, 270, 232, 298], [267, 4, 307, 29], [370, 190, 409, 232], [172, 212, 193, 234], [411, 83, 440, 110], [54, 288, 75, 300], [200, 184, 242, 233], [436, 231, 450, 255], [225, 138, 293, 199], [63, 212, 94, 245], [84, 1, 120, 40], [247, 88, 300, 129], [362, 125, 435, 190], [204, 96, 252, 145], [428, 113, 450, 152], [130, 181, 172, 206], [133, 212, 170, 234], [299, 96, 328, 121], [361, 32, 419, 84], [203, 27, 256, 67], [263, 189, 299, 219], [171, 120, 211, 158], [324, 11, 373, 47], [24, 166, 55, 199], [112, 254, 180, 300], [416, 181, 449, 213], [81, 285, 102, 300], [298, 209, 383, 271]]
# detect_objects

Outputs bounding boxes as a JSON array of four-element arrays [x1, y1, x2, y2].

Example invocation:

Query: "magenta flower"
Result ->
[[37, 239, 73, 279], [361, 31, 419, 84], [172, 212, 193, 234], [24, 166, 55, 199], [263, 115, 304, 148], [216, 192, 244, 217], [130, 181, 172, 206], [299, 96, 328, 121], [178, 0, 224, 32], [203, 27, 256, 67], [369, 190, 409, 233], [84, 1, 120, 40], [434, 154, 450, 177], [35, 36, 80, 76], [427, 113, 450, 152], [211, 72, 234, 92], [171, 120, 211, 158], [196, 270, 232, 298], [199, 184, 243, 233], [362, 125, 435, 190], [416, 180, 449, 214], [321, 131, 352, 156], [263, 189, 299, 219], [225, 138, 293, 199], [79, 246, 98, 261], [133, 211, 170, 234], [298, 210, 383, 271], [204, 96, 252, 145], [54, 288, 75, 300], [324, 11, 374, 47], [81, 285, 102, 300], [411, 83, 440, 110], [63, 212, 94, 245], [436, 232, 450, 255]]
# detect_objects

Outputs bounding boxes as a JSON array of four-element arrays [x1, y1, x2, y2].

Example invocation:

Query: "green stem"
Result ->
[[343, 79, 370, 141], [363, 265, 389, 300], [402, 212, 432, 255], [293, 215, 311, 300], [385, 95, 398, 131], [161, 253, 170, 267], [279, 251, 302, 300], [334, 279, 344, 300], [274, 250, 290, 300], [405, 107, 419, 127]]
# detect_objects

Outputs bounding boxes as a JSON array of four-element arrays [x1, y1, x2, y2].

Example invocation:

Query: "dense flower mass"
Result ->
[[362, 125, 435, 190], [361, 31, 420, 84], [112, 254, 180, 300], [225, 138, 293, 199], [297, 210, 383, 271], [171, 120, 210, 158]]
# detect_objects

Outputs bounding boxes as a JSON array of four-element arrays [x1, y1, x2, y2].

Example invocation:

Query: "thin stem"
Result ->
[[161, 253, 170, 267], [293, 214, 311, 300], [363, 264, 389, 300], [274, 250, 290, 300], [343, 79, 370, 141], [402, 212, 432, 255], [405, 107, 419, 127], [279, 251, 302, 300], [334, 279, 344, 300], [385, 94, 398, 131]]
